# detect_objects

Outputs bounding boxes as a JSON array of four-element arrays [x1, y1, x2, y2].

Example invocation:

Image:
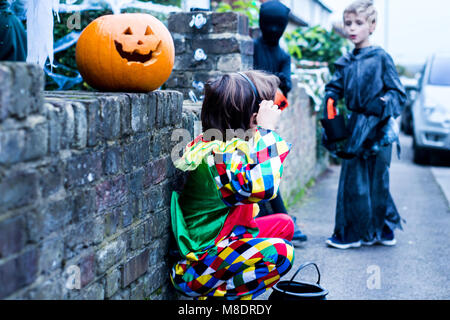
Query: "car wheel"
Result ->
[[400, 119, 407, 132], [404, 118, 413, 135], [413, 136, 430, 165], [403, 107, 413, 135]]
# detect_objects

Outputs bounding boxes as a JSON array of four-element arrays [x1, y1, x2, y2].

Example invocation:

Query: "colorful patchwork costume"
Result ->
[[170, 127, 295, 299]]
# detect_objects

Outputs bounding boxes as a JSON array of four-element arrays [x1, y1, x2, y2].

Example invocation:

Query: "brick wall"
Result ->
[[166, 11, 253, 99], [0, 62, 192, 300]]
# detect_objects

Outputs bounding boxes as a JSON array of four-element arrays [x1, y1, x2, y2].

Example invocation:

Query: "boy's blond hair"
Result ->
[[344, 0, 378, 25]]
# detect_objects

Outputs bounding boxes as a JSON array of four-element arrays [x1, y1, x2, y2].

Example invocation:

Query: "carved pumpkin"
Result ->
[[76, 13, 175, 92]]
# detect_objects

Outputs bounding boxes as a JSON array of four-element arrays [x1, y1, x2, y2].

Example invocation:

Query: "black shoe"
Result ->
[[326, 234, 361, 249], [292, 230, 308, 242], [379, 226, 397, 246], [291, 216, 307, 243]]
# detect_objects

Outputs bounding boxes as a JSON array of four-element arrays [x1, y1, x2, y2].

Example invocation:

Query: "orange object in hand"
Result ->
[[274, 89, 289, 111], [327, 98, 337, 119]]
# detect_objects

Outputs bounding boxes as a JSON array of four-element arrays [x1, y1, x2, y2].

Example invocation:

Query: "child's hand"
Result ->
[[256, 100, 281, 131]]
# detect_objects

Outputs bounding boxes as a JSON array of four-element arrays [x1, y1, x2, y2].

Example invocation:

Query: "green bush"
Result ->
[[215, 0, 260, 28], [49, 9, 113, 91], [284, 25, 350, 74]]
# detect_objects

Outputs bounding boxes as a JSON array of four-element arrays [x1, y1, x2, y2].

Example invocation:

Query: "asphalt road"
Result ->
[[259, 133, 450, 300]]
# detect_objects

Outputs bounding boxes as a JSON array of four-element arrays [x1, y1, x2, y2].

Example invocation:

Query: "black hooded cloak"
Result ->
[[0, 0, 26, 61], [324, 46, 407, 242]]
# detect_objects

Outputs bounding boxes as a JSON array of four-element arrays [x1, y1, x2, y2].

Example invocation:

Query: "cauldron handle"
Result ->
[[288, 262, 321, 286]]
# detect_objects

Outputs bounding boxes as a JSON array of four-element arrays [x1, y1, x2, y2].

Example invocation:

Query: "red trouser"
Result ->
[[215, 205, 295, 244], [255, 213, 294, 241]]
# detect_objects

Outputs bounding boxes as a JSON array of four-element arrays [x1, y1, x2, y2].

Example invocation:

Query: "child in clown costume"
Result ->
[[170, 70, 295, 300]]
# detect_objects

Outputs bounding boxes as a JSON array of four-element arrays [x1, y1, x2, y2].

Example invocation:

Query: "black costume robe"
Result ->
[[0, 0, 26, 62], [324, 46, 407, 242], [254, 38, 292, 97]]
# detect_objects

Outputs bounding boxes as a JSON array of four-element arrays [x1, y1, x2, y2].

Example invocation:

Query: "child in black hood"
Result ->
[[253, 0, 292, 97]]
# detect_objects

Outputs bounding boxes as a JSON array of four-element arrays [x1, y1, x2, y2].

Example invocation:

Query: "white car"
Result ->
[[412, 54, 450, 164]]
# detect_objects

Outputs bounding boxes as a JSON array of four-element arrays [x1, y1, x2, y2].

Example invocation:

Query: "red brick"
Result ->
[[121, 249, 150, 288], [0, 215, 26, 258], [0, 248, 38, 298]]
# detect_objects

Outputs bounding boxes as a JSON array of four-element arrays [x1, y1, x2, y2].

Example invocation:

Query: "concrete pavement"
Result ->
[[430, 166, 450, 208], [259, 133, 450, 300]]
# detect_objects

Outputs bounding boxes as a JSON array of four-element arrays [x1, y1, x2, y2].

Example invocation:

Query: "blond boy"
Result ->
[[322, 0, 407, 249]]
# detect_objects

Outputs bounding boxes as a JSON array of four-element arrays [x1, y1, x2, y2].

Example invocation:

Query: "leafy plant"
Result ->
[[284, 25, 350, 74], [215, 0, 260, 28], [142, 0, 181, 6]]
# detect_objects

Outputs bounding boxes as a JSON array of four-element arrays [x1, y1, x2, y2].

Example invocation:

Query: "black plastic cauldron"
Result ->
[[320, 115, 349, 143], [269, 262, 328, 300]]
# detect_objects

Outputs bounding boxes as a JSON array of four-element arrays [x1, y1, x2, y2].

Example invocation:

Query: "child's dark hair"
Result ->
[[201, 70, 280, 139]]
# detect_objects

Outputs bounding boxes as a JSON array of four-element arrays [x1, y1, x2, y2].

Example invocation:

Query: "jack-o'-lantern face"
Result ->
[[114, 25, 162, 65], [76, 13, 175, 92]]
